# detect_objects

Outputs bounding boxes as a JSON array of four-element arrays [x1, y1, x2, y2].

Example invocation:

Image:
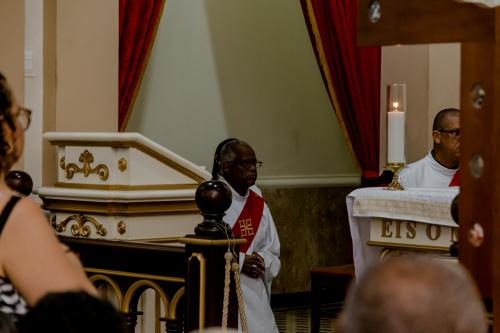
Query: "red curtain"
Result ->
[[119, 0, 165, 131], [300, 0, 381, 177]]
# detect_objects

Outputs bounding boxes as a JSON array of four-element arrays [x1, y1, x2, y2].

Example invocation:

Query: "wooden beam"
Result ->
[[459, 40, 494, 299], [459, 13, 500, 332], [358, 0, 494, 46]]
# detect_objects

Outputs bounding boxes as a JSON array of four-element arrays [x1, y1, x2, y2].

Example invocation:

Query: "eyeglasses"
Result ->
[[229, 159, 263, 168], [437, 128, 460, 137], [15, 107, 31, 130]]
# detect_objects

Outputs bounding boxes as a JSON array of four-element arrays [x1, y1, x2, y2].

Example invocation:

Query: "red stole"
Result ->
[[232, 190, 265, 253], [449, 170, 460, 186]]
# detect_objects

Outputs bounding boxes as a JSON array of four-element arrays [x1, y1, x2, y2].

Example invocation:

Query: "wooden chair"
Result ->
[[310, 264, 355, 333]]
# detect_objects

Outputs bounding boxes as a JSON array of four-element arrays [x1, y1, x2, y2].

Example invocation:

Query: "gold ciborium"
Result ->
[[385, 162, 405, 190]]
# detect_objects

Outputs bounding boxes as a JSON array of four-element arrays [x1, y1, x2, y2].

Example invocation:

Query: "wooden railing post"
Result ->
[[182, 180, 245, 332]]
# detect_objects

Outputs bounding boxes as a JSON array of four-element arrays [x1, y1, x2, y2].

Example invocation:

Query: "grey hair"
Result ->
[[219, 140, 249, 164], [337, 255, 487, 333]]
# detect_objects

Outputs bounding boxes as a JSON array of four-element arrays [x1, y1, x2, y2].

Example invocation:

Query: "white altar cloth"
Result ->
[[347, 187, 459, 277]]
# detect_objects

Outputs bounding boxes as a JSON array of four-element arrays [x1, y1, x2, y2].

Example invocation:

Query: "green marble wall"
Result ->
[[261, 186, 358, 294]]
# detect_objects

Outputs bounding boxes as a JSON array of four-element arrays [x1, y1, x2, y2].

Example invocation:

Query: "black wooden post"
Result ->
[[184, 180, 243, 332]]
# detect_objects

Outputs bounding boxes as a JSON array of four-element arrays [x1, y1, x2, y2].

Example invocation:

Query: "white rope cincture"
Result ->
[[232, 261, 248, 333], [220, 250, 249, 333], [214, 222, 248, 332], [221, 251, 233, 329]]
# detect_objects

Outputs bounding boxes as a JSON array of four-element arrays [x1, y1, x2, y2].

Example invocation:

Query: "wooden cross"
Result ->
[[358, 0, 500, 329]]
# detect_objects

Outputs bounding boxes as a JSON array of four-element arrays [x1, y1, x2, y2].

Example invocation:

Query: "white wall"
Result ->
[[23, 0, 119, 188], [381, 44, 460, 168], [0, 1, 24, 99], [428, 43, 461, 148], [24, 0, 44, 188], [127, 0, 359, 186], [0, 0, 24, 172], [56, 0, 118, 132]]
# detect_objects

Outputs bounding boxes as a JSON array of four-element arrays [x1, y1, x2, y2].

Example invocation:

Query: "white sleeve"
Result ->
[[255, 205, 281, 284]]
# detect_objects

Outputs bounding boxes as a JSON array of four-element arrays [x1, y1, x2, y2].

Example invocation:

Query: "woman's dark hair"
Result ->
[[211, 138, 239, 180], [0, 312, 16, 333], [17, 292, 127, 333], [0, 72, 19, 174]]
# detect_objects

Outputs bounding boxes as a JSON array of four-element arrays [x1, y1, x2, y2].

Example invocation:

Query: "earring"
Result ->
[[6, 137, 15, 154]]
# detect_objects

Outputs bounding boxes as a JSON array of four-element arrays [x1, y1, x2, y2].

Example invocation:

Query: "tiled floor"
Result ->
[[273, 303, 342, 333]]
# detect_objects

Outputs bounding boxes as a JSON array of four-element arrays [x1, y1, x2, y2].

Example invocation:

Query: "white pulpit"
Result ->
[[347, 187, 459, 277], [38, 132, 211, 240]]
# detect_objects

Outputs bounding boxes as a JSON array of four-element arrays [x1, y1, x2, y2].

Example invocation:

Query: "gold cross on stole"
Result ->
[[238, 218, 254, 237]]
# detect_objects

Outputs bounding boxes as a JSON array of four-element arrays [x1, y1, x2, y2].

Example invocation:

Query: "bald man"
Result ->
[[399, 108, 460, 188], [338, 255, 487, 333]]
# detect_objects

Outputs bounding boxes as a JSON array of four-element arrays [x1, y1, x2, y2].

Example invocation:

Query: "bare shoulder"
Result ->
[[0, 197, 97, 305], [12, 196, 43, 214], [2, 196, 52, 238]]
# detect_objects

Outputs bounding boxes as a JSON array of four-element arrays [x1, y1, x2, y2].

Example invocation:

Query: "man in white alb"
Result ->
[[398, 108, 460, 188], [211, 139, 280, 333]]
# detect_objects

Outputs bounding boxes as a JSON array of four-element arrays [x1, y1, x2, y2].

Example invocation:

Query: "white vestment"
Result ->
[[222, 180, 281, 333], [398, 151, 458, 188]]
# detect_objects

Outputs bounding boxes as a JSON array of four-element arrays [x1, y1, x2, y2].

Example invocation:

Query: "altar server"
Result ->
[[399, 108, 460, 188], [212, 139, 280, 333]]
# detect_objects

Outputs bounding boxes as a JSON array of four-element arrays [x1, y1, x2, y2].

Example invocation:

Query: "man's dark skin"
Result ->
[[432, 113, 460, 169], [220, 142, 266, 279]]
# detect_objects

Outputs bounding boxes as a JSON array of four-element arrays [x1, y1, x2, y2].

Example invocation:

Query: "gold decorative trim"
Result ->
[[118, 158, 127, 172], [189, 252, 206, 330], [366, 240, 449, 252], [155, 293, 161, 333], [54, 182, 198, 191], [59, 156, 65, 170], [50, 140, 206, 183], [122, 279, 170, 316], [133, 237, 247, 246], [117, 221, 126, 235], [52, 214, 107, 237], [60, 150, 109, 181], [179, 237, 246, 247], [85, 267, 185, 283], [43, 199, 199, 216], [168, 287, 185, 320], [132, 237, 182, 244], [89, 274, 124, 306]]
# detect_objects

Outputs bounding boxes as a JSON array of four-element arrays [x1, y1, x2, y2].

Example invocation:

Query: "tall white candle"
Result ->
[[387, 105, 405, 164]]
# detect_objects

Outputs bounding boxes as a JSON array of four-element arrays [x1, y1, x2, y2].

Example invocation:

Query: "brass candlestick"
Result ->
[[385, 162, 405, 190]]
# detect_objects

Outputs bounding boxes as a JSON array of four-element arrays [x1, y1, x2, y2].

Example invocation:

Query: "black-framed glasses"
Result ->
[[16, 107, 31, 130], [229, 159, 263, 169], [437, 128, 460, 137]]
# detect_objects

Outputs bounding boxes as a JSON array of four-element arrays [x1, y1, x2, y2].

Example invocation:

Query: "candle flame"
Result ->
[[393, 101, 399, 109]]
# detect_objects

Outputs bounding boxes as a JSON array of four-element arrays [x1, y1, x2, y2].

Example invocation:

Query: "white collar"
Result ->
[[427, 151, 459, 173], [217, 176, 250, 199]]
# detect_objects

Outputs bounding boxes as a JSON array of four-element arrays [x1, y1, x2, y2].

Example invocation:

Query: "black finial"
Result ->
[[449, 194, 459, 257], [194, 180, 232, 238], [6, 170, 33, 196], [451, 194, 459, 225]]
